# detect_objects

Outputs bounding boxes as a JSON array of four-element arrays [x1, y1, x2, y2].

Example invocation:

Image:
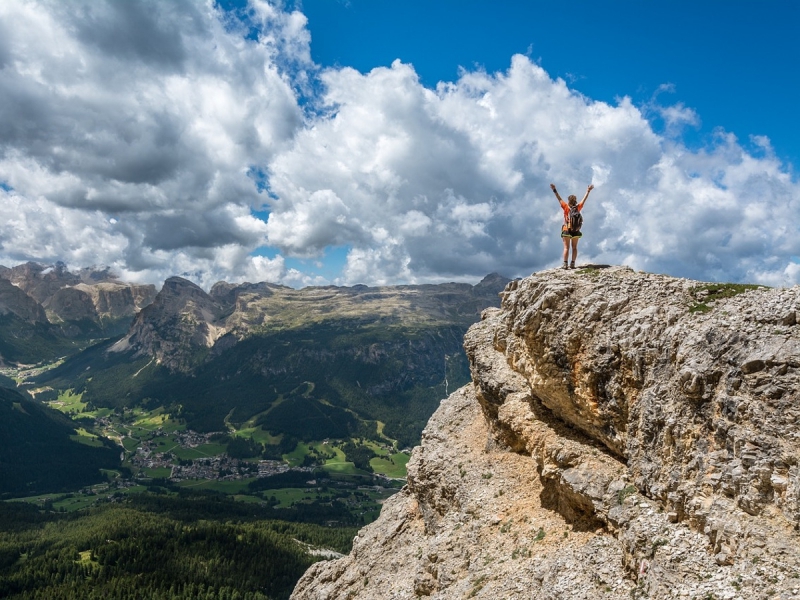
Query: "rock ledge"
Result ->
[[292, 267, 800, 600]]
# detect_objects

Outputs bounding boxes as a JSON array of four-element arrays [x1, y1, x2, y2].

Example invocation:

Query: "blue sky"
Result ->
[[295, 0, 799, 168], [0, 0, 798, 288]]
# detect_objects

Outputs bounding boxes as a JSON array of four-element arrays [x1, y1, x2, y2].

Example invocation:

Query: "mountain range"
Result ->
[[35, 271, 509, 446], [0, 262, 156, 364], [0, 262, 509, 495]]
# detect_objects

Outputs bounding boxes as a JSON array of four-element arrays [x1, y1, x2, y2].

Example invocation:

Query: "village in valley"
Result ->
[[8, 382, 407, 519], [128, 427, 293, 482]]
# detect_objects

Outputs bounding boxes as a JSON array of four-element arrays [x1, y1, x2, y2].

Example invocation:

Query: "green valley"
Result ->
[[0, 264, 508, 599]]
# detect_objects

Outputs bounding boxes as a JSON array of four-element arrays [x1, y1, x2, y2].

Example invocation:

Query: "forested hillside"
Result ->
[[0, 387, 119, 497], [39, 319, 470, 447], [0, 494, 356, 600]]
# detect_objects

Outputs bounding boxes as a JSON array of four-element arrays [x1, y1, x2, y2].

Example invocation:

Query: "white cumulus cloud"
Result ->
[[0, 0, 308, 285], [263, 54, 799, 285], [0, 1, 797, 289]]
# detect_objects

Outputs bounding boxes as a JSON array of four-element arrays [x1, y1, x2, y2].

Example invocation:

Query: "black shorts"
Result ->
[[561, 229, 582, 238]]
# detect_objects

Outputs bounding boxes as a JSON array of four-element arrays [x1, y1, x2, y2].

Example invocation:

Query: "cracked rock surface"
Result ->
[[292, 267, 800, 599]]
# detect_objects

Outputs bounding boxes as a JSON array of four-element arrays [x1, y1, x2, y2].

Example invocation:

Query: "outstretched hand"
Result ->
[[588, 184, 594, 192], [550, 183, 557, 191]]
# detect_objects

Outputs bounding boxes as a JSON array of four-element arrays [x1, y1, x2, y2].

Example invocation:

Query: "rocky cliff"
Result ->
[[0, 277, 49, 324], [0, 261, 156, 337], [109, 276, 229, 372], [291, 266, 800, 600]]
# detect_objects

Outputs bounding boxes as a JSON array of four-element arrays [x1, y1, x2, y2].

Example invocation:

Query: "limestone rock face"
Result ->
[[110, 276, 227, 371], [4, 261, 81, 304], [0, 261, 156, 335], [46, 287, 97, 322], [0, 278, 48, 324], [291, 266, 800, 599], [66, 282, 156, 319]]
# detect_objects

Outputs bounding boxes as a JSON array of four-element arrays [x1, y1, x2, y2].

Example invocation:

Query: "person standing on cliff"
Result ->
[[551, 183, 594, 269]]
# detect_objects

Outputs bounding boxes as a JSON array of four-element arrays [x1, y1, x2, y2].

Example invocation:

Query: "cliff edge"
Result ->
[[291, 266, 800, 599]]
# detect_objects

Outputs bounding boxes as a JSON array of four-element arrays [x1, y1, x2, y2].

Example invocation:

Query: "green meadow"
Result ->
[[70, 427, 105, 447], [235, 424, 281, 445], [48, 389, 87, 414], [370, 452, 410, 478]]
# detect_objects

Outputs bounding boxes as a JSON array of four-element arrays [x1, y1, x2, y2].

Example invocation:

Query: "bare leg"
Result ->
[[570, 238, 579, 265], [562, 237, 570, 262]]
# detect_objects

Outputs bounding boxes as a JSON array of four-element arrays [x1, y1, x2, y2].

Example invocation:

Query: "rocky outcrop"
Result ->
[[3, 261, 81, 304], [46, 287, 97, 323], [0, 262, 156, 336], [48, 282, 156, 325], [0, 278, 48, 323], [292, 266, 800, 599], [0, 277, 67, 365], [110, 277, 227, 371]]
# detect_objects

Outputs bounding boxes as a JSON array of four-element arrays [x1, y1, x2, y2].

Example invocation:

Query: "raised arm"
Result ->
[[580, 184, 594, 205], [550, 183, 564, 204]]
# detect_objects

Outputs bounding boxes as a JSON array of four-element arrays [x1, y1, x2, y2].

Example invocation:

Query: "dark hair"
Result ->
[[568, 195, 577, 206]]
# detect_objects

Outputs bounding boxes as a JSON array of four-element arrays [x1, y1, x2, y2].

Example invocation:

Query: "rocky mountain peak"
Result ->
[[292, 266, 800, 599], [154, 277, 226, 322], [161, 275, 207, 296], [110, 276, 227, 370], [474, 272, 510, 289], [4, 261, 80, 303], [0, 277, 48, 324]]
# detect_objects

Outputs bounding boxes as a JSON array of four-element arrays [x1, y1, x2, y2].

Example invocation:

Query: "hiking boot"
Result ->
[[562, 261, 568, 270], [569, 261, 576, 269]]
